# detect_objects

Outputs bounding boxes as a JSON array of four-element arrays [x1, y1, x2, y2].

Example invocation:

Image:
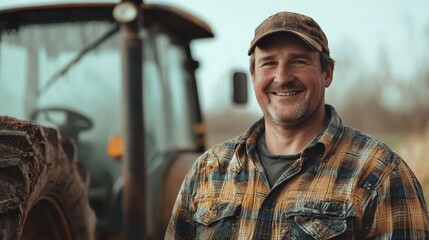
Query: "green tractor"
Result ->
[[0, 1, 248, 239]]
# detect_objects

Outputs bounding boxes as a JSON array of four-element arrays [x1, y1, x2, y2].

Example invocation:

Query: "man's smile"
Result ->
[[271, 91, 301, 96]]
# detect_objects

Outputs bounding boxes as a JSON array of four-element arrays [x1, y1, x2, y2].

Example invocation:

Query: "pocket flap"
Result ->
[[294, 215, 346, 239], [193, 202, 240, 226], [286, 200, 355, 239]]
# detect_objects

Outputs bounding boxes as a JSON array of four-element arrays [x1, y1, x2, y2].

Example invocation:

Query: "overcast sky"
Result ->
[[148, 0, 429, 114], [1, 0, 429, 114]]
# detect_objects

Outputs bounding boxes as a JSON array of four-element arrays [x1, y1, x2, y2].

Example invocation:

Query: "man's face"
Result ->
[[251, 33, 333, 127]]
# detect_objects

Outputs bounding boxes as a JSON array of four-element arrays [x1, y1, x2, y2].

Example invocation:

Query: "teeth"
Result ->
[[275, 92, 298, 96]]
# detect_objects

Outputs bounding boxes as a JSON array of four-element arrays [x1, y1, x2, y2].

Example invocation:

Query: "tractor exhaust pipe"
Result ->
[[113, 1, 146, 239]]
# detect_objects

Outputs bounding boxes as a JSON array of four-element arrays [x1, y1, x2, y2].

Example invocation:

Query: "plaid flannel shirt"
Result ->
[[165, 105, 429, 239]]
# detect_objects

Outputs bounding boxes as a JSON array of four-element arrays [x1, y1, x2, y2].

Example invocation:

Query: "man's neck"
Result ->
[[264, 106, 327, 155]]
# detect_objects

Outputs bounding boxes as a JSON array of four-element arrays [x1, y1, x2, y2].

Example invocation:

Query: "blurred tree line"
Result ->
[[331, 44, 429, 135]]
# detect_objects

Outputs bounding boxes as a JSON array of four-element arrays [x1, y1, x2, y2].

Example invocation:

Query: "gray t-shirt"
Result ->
[[257, 133, 300, 188]]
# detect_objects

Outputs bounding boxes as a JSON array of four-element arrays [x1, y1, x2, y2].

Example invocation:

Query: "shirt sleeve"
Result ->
[[362, 160, 429, 239], [164, 164, 195, 240]]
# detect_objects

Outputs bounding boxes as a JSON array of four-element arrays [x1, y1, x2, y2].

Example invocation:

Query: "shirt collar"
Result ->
[[236, 104, 344, 165], [302, 105, 344, 161]]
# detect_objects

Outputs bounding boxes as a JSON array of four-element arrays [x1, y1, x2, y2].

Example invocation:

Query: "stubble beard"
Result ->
[[265, 98, 324, 128], [266, 103, 307, 127]]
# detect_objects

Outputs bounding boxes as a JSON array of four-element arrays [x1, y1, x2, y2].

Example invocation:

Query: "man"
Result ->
[[165, 11, 429, 239]]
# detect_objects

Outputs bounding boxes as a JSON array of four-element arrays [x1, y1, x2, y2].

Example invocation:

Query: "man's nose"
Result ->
[[273, 65, 292, 84]]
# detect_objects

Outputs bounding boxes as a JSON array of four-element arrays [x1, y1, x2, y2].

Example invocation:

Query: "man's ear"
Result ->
[[250, 67, 256, 86], [324, 63, 334, 88]]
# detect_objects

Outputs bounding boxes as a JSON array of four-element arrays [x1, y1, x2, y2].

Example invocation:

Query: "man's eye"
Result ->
[[262, 61, 275, 66], [292, 59, 307, 65]]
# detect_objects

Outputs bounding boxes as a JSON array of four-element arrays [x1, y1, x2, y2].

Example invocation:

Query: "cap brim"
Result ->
[[247, 29, 323, 55]]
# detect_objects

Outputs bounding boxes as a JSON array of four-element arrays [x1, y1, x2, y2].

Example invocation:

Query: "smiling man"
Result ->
[[166, 11, 429, 239], [251, 31, 332, 156]]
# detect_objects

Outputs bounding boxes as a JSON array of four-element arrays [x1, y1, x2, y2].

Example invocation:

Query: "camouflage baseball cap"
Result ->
[[248, 11, 329, 56]]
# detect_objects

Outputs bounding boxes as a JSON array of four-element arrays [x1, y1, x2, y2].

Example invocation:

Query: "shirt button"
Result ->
[[364, 182, 373, 191]]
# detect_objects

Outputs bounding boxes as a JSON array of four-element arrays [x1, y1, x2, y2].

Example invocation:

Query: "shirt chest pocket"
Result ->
[[192, 201, 241, 240], [284, 200, 356, 240]]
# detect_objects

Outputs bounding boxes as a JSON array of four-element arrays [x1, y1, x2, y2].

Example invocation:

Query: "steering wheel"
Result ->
[[30, 107, 93, 133]]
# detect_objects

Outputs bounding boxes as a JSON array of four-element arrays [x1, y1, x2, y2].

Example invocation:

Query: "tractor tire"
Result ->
[[0, 116, 96, 240]]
